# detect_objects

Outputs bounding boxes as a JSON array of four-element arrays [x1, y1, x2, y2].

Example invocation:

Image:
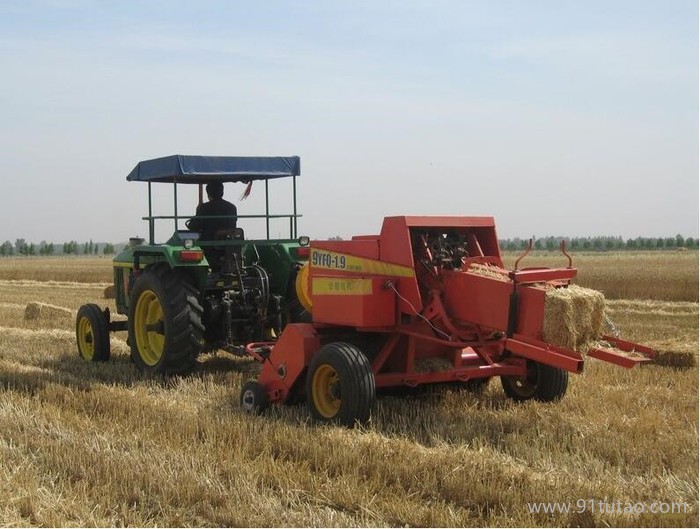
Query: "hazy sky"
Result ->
[[1, 0, 697, 243]]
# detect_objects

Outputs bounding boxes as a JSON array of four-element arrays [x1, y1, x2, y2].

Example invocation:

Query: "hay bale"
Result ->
[[104, 285, 116, 299], [542, 285, 605, 352], [24, 302, 73, 320]]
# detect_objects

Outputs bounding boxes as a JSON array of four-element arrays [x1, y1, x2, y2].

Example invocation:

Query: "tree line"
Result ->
[[1, 235, 697, 257], [499, 235, 699, 252], [0, 239, 116, 256]]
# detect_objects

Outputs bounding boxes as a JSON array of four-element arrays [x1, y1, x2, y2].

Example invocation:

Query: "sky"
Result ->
[[0, 0, 697, 243]]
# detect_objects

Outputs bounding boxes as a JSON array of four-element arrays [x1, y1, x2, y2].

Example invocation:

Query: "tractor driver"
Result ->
[[187, 181, 237, 241]]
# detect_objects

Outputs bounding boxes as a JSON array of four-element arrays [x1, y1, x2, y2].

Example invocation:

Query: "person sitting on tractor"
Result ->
[[187, 182, 237, 240]]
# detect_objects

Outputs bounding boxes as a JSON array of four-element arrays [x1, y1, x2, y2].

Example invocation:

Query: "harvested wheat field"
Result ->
[[0, 254, 698, 527]]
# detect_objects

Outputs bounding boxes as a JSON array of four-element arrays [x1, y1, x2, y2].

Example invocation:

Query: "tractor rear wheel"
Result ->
[[306, 342, 375, 427], [128, 267, 204, 375], [240, 380, 270, 415], [501, 360, 568, 402], [76, 303, 110, 362]]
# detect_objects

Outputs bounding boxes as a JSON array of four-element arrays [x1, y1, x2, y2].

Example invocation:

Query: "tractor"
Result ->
[[239, 216, 657, 426], [76, 155, 310, 374]]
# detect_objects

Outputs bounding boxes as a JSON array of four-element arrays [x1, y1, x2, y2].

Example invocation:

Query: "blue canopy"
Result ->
[[126, 155, 301, 183]]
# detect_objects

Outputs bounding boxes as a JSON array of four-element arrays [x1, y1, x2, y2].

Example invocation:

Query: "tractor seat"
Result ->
[[207, 228, 245, 274], [215, 227, 245, 241]]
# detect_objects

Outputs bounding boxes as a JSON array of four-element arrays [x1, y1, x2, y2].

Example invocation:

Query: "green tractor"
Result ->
[[76, 155, 310, 374]]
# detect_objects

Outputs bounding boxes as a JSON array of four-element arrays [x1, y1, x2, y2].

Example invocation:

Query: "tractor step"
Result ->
[[588, 335, 656, 368]]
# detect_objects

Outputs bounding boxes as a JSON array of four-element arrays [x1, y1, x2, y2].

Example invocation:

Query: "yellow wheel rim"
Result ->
[[134, 289, 165, 366], [311, 364, 341, 418], [77, 316, 95, 360]]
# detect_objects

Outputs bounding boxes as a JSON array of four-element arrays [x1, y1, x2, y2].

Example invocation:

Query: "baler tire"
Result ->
[[501, 361, 568, 402], [76, 304, 111, 362], [534, 364, 568, 402], [240, 380, 270, 415], [306, 342, 375, 427], [128, 267, 204, 375]]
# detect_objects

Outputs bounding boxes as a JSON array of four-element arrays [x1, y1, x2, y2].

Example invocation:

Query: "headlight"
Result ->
[[298, 236, 310, 247], [184, 239, 194, 249]]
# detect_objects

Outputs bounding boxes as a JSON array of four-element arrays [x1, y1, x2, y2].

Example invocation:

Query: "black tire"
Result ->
[[240, 380, 270, 415], [501, 361, 568, 402], [128, 267, 204, 375], [306, 342, 375, 427], [76, 303, 110, 362]]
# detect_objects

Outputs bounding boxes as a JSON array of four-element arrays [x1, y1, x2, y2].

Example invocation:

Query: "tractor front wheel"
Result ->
[[501, 360, 568, 402], [76, 304, 110, 362], [128, 267, 204, 375], [306, 342, 375, 427]]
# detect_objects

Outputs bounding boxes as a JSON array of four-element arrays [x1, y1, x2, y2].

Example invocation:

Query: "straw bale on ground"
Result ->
[[24, 302, 73, 320], [542, 285, 605, 352], [648, 341, 697, 368]]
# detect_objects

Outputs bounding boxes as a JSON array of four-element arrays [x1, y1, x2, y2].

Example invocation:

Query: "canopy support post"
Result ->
[[265, 179, 270, 240], [293, 175, 297, 238], [173, 180, 178, 233], [148, 182, 154, 244]]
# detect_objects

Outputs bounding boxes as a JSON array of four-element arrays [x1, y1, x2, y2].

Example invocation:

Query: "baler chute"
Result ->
[[240, 216, 656, 426]]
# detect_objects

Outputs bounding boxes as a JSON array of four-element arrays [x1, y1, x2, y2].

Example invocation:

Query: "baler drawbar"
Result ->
[[240, 216, 656, 426]]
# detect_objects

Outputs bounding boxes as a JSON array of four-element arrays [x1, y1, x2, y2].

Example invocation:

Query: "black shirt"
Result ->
[[188, 198, 237, 241]]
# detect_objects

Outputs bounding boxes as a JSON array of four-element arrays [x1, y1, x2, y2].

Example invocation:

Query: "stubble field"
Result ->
[[0, 252, 697, 527]]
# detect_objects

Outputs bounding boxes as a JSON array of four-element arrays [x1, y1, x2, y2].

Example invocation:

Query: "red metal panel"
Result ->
[[311, 277, 396, 327], [400, 216, 497, 228], [515, 284, 546, 339], [442, 270, 512, 331], [378, 217, 423, 314], [257, 323, 320, 403], [512, 268, 577, 284]]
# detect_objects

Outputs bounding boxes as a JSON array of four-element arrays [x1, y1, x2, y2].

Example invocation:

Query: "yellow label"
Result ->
[[312, 277, 373, 296], [310, 249, 414, 277]]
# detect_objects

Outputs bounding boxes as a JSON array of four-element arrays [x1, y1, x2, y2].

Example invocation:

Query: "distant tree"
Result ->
[[15, 238, 26, 255], [63, 241, 79, 255], [686, 237, 697, 249], [27, 243, 36, 256], [0, 241, 12, 256], [103, 243, 115, 255], [47, 242, 54, 255]]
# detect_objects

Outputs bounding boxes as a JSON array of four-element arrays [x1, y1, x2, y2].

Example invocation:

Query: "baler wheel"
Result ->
[[76, 303, 110, 362], [501, 360, 568, 402], [240, 380, 270, 415], [306, 342, 375, 427], [128, 267, 204, 375]]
